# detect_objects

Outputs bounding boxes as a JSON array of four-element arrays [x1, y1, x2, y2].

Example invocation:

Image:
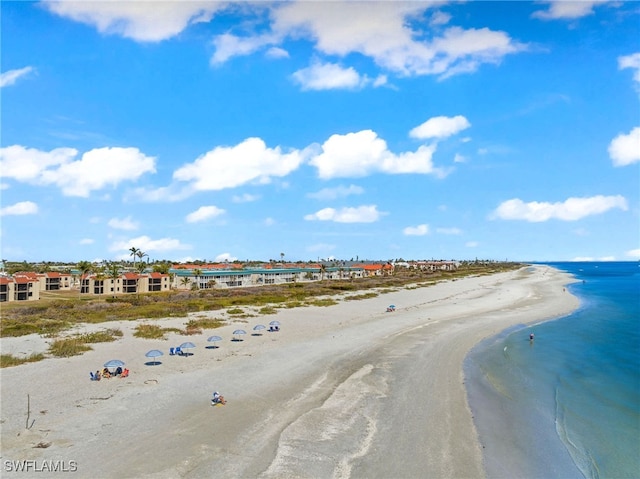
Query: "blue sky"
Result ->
[[1, 1, 639, 264]]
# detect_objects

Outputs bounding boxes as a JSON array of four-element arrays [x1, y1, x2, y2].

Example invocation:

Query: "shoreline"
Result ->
[[0, 265, 579, 478]]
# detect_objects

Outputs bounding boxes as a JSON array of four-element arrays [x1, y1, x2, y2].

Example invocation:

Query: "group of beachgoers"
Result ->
[[91, 366, 129, 381]]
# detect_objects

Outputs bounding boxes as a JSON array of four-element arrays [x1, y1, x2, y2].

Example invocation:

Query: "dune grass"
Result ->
[[0, 353, 46, 368]]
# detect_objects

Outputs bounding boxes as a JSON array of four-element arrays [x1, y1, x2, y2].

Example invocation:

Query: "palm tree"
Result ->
[[77, 260, 92, 297], [319, 263, 327, 281], [129, 247, 140, 270], [193, 269, 202, 289], [207, 279, 216, 289], [136, 250, 148, 265], [106, 262, 120, 298], [180, 276, 191, 290], [93, 265, 107, 296]]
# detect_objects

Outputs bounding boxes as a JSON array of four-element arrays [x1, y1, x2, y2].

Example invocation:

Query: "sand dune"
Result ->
[[0, 265, 578, 478]]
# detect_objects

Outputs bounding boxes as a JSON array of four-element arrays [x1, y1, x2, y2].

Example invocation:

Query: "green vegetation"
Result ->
[[0, 353, 46, 368], [259, 306, 278, 315], [49, 338, 93, 357], [307, 298, 339, 307], [80, 329, 123, 343], [345, 292, 379, 301], [133, 324, 170, 340], [1, 262, 523, 340]]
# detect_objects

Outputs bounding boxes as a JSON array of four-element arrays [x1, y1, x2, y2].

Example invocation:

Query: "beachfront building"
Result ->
[[0, 273, 41, 302], [79, 272, 171, 296], [38, 271, 73, 291], [169, 263, 371, 290], [409, 261, 459, 272]]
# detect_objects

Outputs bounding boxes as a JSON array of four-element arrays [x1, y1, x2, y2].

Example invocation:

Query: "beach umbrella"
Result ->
[[252, 324, 266, 335], [179, 341, 196, 356], [232, 329, 246, 341], [145, 349, 163, 365], [103, 359, 125, 374], [269, 321, 280, 326], [207, 335, 222, 348]]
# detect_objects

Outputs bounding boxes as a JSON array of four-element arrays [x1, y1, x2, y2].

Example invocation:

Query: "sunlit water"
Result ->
[[466, 262, 640, 478]]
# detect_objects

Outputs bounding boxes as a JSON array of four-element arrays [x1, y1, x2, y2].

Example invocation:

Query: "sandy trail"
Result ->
[[0, 265, 578, 478]]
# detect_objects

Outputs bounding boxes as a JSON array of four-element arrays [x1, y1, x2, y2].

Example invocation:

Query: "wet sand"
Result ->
[[0, 265, 578, 478]]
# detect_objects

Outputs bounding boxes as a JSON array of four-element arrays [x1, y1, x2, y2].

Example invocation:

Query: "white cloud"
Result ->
[[492, 195, 628, 222], [310, 130, 443, 179], [215, 252, 237, 262], [127, 184, 192, 203], [173, 137, 306, 191], [572, 256, 616, 262], [618, 52, 640, 89], [531, 0, 612, 20], [465, 241, 478, 248], [0, 67, 34, 88], [304, 205, 384, 223], [40, 147, 156, 197], [211, 31, 277, 65], [626, 248, 640, 259], [430, 11, 451, 27], [410, 115, 471, 140], [110, 235, 190, 254], [0, 145, 156, 197], [436, 227, 462, 235], [0, 145, 77, 181], [266, 46, 289, 59], [307, 184, 364, 200], [185, 205, 226, 223], [0, 201, 38, 216], [108, 216, 139, 231], [42, 1, 226, 42], [211, 2, 525, 79], [292, 61, 368, 90], [608, 127, 640, 166], [232, 193, 260, 203], [403, 224, 429, 236], [453, 153, 467, 163], [79, 238, 94, 245]]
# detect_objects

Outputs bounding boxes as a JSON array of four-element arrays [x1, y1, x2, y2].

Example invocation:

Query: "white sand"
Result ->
[[0, 265, 578, 478]]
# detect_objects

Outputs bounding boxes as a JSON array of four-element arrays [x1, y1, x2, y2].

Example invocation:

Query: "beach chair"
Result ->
[[90, 372, 95, 381], [175, 347, 182, 356], [169, 347, 175, 356]]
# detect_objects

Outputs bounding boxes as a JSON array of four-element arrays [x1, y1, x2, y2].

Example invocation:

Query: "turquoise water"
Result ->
[[466, 262, 640, 479]]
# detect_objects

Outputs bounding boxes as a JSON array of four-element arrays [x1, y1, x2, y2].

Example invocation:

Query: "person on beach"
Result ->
[[529, 333, 535, 341], [95, 370, 101, 381], [212, 391, 226, 405]]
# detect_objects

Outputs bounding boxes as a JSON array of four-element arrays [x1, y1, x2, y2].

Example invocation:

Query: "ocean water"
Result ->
[[465, 262, 640, 479]]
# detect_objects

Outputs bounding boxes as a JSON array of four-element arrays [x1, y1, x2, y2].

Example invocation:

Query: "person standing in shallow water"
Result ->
[[529, 333, 535, 341]]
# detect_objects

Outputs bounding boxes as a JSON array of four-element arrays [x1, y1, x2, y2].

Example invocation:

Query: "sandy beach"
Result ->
[[0, 265, 579, 478]]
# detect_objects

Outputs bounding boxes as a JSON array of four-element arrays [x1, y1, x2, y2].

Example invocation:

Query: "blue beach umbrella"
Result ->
[[207, 335, 223, 348], [104, 359, 125, 371], [232, 329, 246, 341], [252, 324, 266, 335], [145, 349, 163, 365], [269, 321, 280, 326], [179, 342, 196, 356]]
